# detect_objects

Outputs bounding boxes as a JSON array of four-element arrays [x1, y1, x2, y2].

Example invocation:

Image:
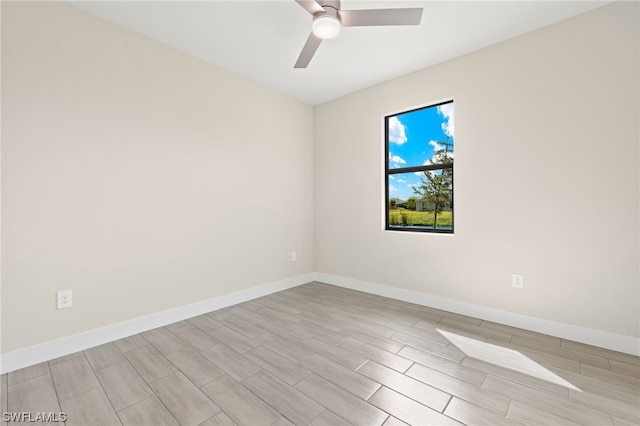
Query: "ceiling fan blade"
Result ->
[[294, 32, 323, 68], [295, 0, 324, 16], [340, 8, 423, 27]]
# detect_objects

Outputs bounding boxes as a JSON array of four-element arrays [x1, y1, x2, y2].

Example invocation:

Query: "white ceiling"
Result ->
[[68, 1, 610, 105]]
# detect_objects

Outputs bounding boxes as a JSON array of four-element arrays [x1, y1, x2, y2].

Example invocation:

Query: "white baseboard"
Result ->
[[0, 273, 315, 374], [316, 273, 640, 356], [2, 271, 637, 374]]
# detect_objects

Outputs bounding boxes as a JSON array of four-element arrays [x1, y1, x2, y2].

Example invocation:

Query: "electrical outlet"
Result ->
[[57, 290, 73, 309], [512, 273, 524, 289], [291, 251, 297, 262]]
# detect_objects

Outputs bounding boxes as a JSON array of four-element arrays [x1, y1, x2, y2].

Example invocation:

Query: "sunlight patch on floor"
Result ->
[[437, 329, 581, 391]]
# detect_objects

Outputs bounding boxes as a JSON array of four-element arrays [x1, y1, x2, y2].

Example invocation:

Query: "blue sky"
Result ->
[[388, 101, 454, 200]]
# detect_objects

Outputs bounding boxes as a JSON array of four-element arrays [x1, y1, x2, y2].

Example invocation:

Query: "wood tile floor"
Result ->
[[1, 282, 639, 425]]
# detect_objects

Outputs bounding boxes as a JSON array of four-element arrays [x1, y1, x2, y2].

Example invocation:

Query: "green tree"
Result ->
[[405, 196, 417, 210], [413, 142, 453, 228]]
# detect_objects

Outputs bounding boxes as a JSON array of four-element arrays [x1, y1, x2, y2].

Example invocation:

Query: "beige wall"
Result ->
[[1, 2, 314, 352], [314, 2, 639, 338], [1, 1, 638, 357]]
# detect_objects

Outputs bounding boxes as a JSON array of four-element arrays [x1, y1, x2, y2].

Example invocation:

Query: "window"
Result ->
[[385, 100, 454, 233]]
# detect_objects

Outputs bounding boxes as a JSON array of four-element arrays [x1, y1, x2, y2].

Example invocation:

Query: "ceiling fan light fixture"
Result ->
[[312, 14, 341, 39]]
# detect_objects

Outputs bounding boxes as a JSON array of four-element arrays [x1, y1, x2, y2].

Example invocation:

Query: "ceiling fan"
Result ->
[[294, 0, 423, 68]]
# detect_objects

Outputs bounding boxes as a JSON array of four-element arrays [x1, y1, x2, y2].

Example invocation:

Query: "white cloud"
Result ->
[[388, 116, 407, 145], [426, 140, 454, 165], [437, 103, 454, 138], [396, 178, 406, 183], [389, 153, 406, 165], [429, 140, 444, 152]]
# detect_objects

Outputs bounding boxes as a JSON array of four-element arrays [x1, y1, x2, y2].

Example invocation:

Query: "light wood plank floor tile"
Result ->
[[124, 345, 177, 384], [437, 317, 513, 343], [254, 306, 302, 325], [201, 375, 279, 426], [295, 374, 389, 426], [171, 324, 220, 352], [85, 343, 127, 372], [165, 347, 226, 388], [207, 326, 261, 354], [420, 307, 482, 327], [549, 365, 640, 404], [368, 386, 461, 426], [61, 388, 121, 426], [382, 416, 410, 426], [204, 308, 234, 322], [500, 340, 582, 374], [198, 411, 237, 426], [255, 298, 305, 317], [303, 353, 381, 400], [199, 341, 261, 382], [302, 337, 368, 371], [150, 372, 221, 426], [118, 395, 178, 426], [187, 315, 223, 333], [580, 362, 640, 390], [510, 335, 610, 369], [385, 299, 430, 315], [444, 397, 522, 426], [5, 282, 639, 426], [357, 360, 451, 412], [49, 356, 101, 401], [569, 388, 640, 424], [47, 351, 85, 366], [309, 410, 351, 426], [613, 416, 639, 426], [114, 334, 151, 353], [7, 361, 49, 386], [610, 359, 640, 377], [340, 320, 397, 341], [298, 306, 353, 330], [1, 374, 7, 420], [480, 320, 562, 347], [340, 327, 405, 353], [408, 362, 511, 415], [7, 375, 62, 426], [291, 319, 349, 344], [398, 345, 485, 385], [462, 356, 570, 399], [338, 337, 413, 373], [256, 332, 315, 364], [235, 299, 265, 312], [1, 374, 7, 426], [387, 321, 453, 347], [560, 339, 640, 366], [165, 320, 190, 331], [220, 315, 265, 339], [507, 400, 581, 426], [96, 360, 154, 411], [390, 331, 464, 363], [256, 319, 313, 343], [482, 374, 615, 425], [225, 306, 273, 326], [364, 306, 424, 327], [143, 327, 187, 355], [243, 345, 311, 386], [242, 370, 324, 425]]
